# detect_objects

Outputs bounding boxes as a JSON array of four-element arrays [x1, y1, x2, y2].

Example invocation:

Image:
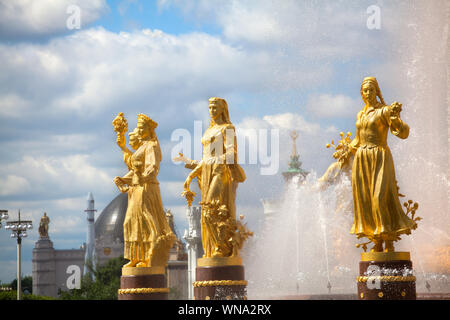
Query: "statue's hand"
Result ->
[[116, 133, 126, 150], [113, 176, 122, 185], [173, 152, 187, 163], [181, 189, 196, 207], [114, 176, 129, 193], [390, 101, 402, 117]]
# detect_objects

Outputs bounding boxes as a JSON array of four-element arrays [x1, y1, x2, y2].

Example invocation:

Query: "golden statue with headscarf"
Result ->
[[347, 77, 418, 252], [181, 97, 252, 260]]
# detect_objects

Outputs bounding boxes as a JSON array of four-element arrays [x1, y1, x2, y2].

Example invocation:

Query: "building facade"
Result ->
[[32, 192, 188, 298]]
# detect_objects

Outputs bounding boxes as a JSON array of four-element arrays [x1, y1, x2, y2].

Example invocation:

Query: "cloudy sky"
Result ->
[[0, 0, 448, 284]]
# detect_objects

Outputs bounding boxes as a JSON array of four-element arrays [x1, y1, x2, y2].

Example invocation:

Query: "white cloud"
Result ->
[[157, 0, 377, 59], [263, 113, 321, 135], [0, 155, 112, 198], [0, 26, 335, 123], [0, 175, 31, 196], [305, 94, 361, 118], [0, 94, 32, 118], [0, 0, 109, 39]]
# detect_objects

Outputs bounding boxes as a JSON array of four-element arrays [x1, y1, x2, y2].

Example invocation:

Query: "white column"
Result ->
[[184, 206, 202, 300], [84, 192, 96, 278]]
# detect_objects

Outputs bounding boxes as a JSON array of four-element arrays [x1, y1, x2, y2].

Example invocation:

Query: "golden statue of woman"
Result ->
[[114, 113, 175, 268], [182, 97, 250, 258], [349, 77, 417, 252]]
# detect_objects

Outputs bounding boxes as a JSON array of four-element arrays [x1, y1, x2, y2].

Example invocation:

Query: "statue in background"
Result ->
[[113, 113, 175, 268], [38, 212, 50, 238], [319, 131, 354, 184], [180, 97, 252, 259]]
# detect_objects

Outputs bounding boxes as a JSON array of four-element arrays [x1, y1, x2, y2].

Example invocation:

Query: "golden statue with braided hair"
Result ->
[[113, 113, 175, 268], [348, 77, 418, 252]]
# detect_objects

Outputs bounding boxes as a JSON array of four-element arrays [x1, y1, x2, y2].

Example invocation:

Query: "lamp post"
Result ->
[[0, 209, 9, 228], [5, 210, 33, 300]]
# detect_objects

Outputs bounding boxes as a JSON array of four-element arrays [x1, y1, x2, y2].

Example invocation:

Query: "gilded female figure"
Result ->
[[114, 114, 175, 267], [183, 97, 249, 258], [349, 77, 416, 252]]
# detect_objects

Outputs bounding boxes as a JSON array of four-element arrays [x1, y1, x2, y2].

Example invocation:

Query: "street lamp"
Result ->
[[0, 209, 8, 228], [5, 210, 33, 300]]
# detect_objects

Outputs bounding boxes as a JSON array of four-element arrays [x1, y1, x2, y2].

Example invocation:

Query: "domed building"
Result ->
[[94, 193, 188, 299], [94, 193, 128, 266], [33, 192, 188, 299]]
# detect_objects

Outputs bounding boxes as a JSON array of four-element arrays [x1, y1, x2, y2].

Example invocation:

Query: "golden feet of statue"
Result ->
[[123, 260, 150, 268], [123, 260, 139, 268], [368, 239, 395, 252], [136, 260, 149, 268], [211, 249, 228, 258]]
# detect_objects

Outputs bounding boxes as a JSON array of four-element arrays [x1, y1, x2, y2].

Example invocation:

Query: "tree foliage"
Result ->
[[9, 275, 33, 293], [59, 256, 127, 300], [0, 290, 55, 300]]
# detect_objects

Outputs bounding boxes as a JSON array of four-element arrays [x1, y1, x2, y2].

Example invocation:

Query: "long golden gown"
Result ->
[[122, 139, 174, 266], [189, 123, 246, 257], [350, 104, 416, 241]]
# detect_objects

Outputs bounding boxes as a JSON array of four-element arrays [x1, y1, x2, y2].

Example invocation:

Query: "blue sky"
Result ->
[[0, 0, 448, 284]]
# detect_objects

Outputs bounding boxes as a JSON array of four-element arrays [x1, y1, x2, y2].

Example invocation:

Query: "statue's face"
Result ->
[[137, 119, 149, 140], [209, 101, 223, 121], [129, 129, 140, 150], [362, 83, 376, 103]]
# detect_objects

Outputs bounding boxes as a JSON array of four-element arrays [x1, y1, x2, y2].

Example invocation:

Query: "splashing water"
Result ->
[[245, 172, 362, 298]]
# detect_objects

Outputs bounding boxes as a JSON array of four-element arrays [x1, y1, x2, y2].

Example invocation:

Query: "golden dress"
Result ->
[[122, 139, 174, 265], [350, 103, 416, 241], [190, 123, 246, 257]]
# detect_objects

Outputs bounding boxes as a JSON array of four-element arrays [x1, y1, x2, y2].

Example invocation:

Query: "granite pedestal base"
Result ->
[[193, 257, 247, 300], [118, 267, 168, 300], [357, 252, 416, 300]]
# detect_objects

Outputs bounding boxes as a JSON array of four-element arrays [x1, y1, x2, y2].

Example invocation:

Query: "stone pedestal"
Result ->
[[357, 252, 416, 300], [118, 267, 169, 300], [193, 257, 247, 300], [32, 238, 57, 297]]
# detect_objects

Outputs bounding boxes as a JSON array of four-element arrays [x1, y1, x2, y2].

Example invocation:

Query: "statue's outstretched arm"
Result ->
[[173, 152, 199, 170], [387, 102, 409, 139], [114, 170, 133, 193]]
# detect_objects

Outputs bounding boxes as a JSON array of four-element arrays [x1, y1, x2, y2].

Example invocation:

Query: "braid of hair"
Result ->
[[377, 88, 386, 106]]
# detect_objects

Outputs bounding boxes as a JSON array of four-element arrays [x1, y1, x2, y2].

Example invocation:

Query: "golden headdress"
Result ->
[[137, 113, 158, 129]]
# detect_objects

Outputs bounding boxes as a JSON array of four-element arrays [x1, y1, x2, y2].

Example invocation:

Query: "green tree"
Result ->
[[9, 275, 33, 293], [0, 290, 55, 300], [60, 256, 126, 300]]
